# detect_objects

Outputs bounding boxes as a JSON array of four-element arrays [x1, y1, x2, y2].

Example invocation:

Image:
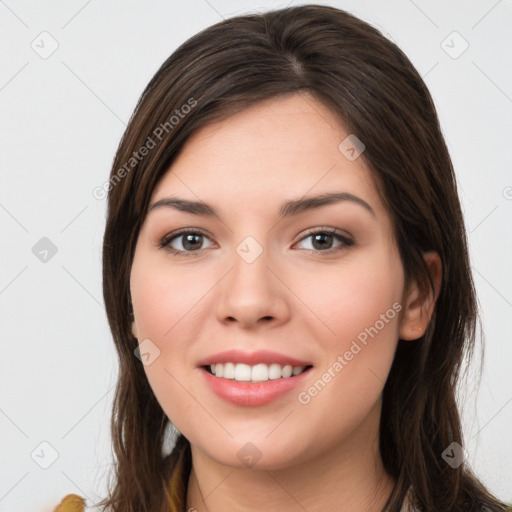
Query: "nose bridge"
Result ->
[[229, 234, 274, 299], [215, 233, 290, 326]]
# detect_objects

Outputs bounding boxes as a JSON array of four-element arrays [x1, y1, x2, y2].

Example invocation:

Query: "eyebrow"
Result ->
[[148, 192, 375, 218]]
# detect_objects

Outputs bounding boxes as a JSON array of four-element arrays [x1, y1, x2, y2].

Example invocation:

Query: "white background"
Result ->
[[0, 1, 511, 510]]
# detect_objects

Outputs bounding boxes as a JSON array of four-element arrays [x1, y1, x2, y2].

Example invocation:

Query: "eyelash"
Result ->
[[159, 227, 354, 257]]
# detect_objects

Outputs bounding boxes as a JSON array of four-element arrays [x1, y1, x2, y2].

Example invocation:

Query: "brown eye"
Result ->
[[160, 230, 214, 254], [295, 229, 354, 253], [180, 233, 204, 251], [311, 233, 335, 250]]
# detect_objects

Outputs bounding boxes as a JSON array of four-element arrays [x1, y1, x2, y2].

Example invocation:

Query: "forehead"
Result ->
[[151, 93, 383, 216]]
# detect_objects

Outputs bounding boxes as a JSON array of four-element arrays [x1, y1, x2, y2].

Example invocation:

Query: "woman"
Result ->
[[55, 4, 510, 511]]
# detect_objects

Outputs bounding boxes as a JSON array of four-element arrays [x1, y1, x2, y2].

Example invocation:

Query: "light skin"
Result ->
[[130, 93, 441, 511]]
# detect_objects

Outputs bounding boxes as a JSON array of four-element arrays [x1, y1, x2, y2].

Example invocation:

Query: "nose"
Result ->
[[215, 239, 291, 330]]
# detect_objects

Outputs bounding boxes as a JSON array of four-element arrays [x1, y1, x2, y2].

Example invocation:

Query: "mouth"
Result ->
[[197, 349, 314, 406], [199, 362, 314, 407], [203, 362, 313, 382]]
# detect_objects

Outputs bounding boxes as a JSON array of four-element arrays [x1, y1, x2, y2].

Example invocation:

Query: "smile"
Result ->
[[197, 349, 314, 406], [205, 362, 311, 382]]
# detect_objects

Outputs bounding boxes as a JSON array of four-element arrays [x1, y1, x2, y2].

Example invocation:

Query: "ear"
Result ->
[[131, 321, 139, 340], [399, 252, 442, 341]]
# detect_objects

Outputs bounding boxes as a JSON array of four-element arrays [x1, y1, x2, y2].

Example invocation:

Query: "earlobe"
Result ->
[[131, 321, 138, 339], [399, 252, 442, 341]]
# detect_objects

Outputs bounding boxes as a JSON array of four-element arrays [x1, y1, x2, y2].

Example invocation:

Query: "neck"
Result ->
[[185, 403, 395, 512]]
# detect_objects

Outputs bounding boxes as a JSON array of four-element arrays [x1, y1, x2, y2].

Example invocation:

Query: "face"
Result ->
[[130, 93, 408, 470]]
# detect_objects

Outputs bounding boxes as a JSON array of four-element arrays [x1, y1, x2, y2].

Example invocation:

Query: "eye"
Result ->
[[159, 227, 353, 256], [294, 228, 354, 254], [160, 229, 215, 255]]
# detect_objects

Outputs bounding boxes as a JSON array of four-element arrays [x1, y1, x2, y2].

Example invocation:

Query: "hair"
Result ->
[[98, 4, 510, 512]]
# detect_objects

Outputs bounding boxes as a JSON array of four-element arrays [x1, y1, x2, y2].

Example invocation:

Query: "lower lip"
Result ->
[[200, 367, 312, 407]]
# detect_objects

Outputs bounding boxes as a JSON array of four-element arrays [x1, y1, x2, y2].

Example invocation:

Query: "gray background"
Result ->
[[0, 0, 511, 510]]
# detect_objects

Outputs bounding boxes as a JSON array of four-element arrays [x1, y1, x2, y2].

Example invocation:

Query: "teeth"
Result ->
[[234, 363, 251, 382], [268, 363, 282, 380], [251, 363, 268, 382], [223, 362, 235, 379], [209, 363, 307, 382], [214, 363, 223, 378]]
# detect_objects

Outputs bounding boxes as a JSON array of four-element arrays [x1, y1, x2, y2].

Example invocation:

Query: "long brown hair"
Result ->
[[98, 5, 510, 511]]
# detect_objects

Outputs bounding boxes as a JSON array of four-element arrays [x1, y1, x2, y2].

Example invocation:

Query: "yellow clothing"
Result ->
[[53, 494, 86, 512], [54, 486, 420, 511], [53, 485, 512, 511]]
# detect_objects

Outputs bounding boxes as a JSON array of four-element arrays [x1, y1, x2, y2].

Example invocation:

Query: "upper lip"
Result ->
[[197, 349, 312, 367]]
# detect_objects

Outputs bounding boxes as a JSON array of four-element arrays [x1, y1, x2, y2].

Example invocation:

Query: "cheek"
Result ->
[[298, 248, 403, 347], [129, 248, 219, 406], [130, 251, 211, 433], [130, 249, 210, 342], [294, 250, 403, 418], [296, 254, 403, 392]]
